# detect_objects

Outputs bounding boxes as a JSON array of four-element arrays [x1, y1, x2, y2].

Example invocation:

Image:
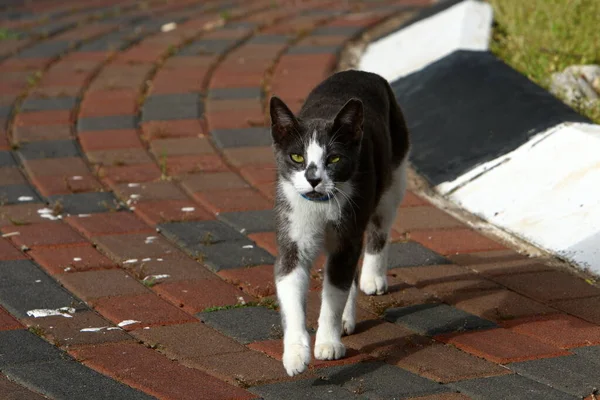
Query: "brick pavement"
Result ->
[[1, 0, 599, 399]]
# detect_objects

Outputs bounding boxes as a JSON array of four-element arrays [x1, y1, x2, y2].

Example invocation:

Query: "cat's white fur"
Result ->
[[276, 140, 407, 376]]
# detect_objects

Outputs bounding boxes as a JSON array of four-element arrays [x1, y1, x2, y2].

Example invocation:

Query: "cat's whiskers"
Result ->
[[333, 186, 357, 226]]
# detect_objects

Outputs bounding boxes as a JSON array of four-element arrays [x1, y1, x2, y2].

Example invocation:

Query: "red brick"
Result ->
[[386, 342, 510, 383], [29, 244, 117, 274], [491, 270, 600, 302], [502, 314, 600, 349], [0, 374, 47, 399], [390, 264, 475, 286], [393, 206, 464, 235], [248, 232, 277, 256], [92, 233, 177, 263], [87, 148, 153, 166], [78, 129, 143, 151], [0, 204, 47, 227], [239, 164, 276, 186], [409, 228, 507, 255], [205, 108, 266, 130], [151, 73, 205, 94], [31, 174, 104, 196], [407, 394, 472, 400], [437, 328, 570, 364], [164, 154, 229, 176], [154, 279, 254, 314], [24, 157, 89, 177], [466, 260, 552, 277], [451, 289, 558, 322], [112, 181, 189, 202], [356, 280, 436, 317], [223, 146, 274, 167], [99, 163, 162, 184], [59, 269, 149, 302], [93, 293, 195, 331], [341, 319, 425, 357], [13, 124, 72, 142], [218, 264, 276, 298], [0, 306, 21, 331], [194, 188, 272, 213], [121, 253, 215, 283], [448, 249, 528, 266], [134, 200, 215, 225], [150, 137, 215, 157], [14, 110, 71, 126], [0, 238, 26, 260], [183, 349, 290, 386], [69, 342, 255, 400], [22, 310, 132, 347], [181, 172, 248, 193], [141, 119, 204, 140], [2, 222, 86, 248], [131, 322, 248, 359], [552, 296, 600, 325], [248, 338, 372, 371], [66, 212, 152, 237]]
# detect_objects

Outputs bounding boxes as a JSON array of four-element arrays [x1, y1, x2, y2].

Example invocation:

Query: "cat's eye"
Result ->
[[290, 153, 304, 163], [328, 155, 341, 164]]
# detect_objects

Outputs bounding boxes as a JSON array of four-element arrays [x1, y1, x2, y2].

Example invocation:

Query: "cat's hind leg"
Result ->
[[359, 160, 407, 295]]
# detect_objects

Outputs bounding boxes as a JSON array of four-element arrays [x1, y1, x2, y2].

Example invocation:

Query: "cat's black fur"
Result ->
[[270, 70, 410, 376]]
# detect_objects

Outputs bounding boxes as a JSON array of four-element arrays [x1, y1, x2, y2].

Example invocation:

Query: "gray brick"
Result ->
[[223, 21, 256, 29], [0, 151, 16, 167], [29, 20, 76, 37], [311, 26, 363, 36], [208, 87, 262, 100], [0, 105, 11, 120], [509, 354, 600, 397], [17, 140, 80, 160], [159, 220, 248, 246], [247, 34, 291, 45], [3, 359, 154, 400], [0, 330, 63, 367], [0, 262, 84, 318], [384, 303, 497, 336], [178, 39, 234, 56], [388, 241, 450, 268], [319, 362, 448, 398], [197, 241, 275, 271], [573, 345, 600, 364], [77, 31, 131, 52], [48, 192, 122, 215], [449, 374, 578, 400], [78, 115, 136, 131], [197, 306, 281, 344], [18, 41, 71, 58], [142, 93, 202, 121], [287, 45, 341, 55], [0, 260, 52, 288], [218, 209, 275, 233], [21, 96, 77, 111], [251, 378, 367, 400], [0, 184, 42, 205], [211, 127, 271, 148]]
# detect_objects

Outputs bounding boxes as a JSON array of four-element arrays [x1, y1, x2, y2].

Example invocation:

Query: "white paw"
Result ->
[[342, 316, 355, 336], [282, 343, 311, 376], [359, 272, 388, 295], [314, 342, 346, 360]]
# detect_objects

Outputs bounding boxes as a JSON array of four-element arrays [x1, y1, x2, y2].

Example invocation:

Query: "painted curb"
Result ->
[[359, 0, 600, 274]]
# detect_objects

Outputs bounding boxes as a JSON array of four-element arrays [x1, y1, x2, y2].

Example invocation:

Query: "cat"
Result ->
[[270, 69, 410, 376]]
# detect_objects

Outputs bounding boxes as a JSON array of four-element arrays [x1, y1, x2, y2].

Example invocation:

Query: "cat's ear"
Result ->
[[333, 98, 363, 142], [270, 96, 298, 144]]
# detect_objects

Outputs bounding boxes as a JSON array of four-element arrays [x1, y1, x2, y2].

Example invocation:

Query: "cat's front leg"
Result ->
[[315, 238, 361, 360], [276, 245, 314, 376]]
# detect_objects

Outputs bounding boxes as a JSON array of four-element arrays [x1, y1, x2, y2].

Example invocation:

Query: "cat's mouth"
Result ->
[[301, 190, 332, 202]]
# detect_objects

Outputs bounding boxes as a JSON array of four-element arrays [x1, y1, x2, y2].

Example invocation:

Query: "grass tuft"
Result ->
[[488, 0, 600, 123]]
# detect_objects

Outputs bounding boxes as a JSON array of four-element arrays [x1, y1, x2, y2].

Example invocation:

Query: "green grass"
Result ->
[[488, 0, 600, 123], [0, 28, 19, 40]]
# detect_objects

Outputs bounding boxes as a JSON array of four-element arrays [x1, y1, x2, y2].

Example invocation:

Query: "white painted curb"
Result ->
[[359, 0, 492, 81], [358, 0, 600, 274]]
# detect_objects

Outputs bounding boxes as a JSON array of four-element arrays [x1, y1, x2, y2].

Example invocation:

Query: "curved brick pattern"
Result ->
[[0, 0, 598, 398]]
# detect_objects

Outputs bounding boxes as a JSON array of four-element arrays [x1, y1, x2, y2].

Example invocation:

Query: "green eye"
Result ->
[[328, 155, 340, 164], [290, 154, 304, 163]]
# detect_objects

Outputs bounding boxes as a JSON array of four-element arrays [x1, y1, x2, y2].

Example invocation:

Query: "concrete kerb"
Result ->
[[352, 0, 600, 275]]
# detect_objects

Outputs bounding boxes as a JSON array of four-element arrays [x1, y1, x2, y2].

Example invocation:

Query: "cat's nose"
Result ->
[[306, 177, 321, 188]]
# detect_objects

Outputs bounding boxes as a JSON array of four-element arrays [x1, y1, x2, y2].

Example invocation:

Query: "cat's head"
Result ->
[[269, 96, 363, 201]]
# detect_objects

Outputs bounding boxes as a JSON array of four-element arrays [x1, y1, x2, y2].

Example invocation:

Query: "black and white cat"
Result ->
[[270, 70, 410, 376]]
